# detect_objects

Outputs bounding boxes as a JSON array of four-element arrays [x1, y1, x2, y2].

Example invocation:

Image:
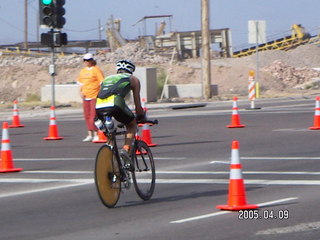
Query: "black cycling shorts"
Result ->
[[96, 105, 135, 125]]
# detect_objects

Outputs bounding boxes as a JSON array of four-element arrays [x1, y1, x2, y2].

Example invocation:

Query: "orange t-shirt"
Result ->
[[77, 66, 104, 99]]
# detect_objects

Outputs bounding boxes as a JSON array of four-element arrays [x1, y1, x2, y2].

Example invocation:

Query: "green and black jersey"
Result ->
[[95, 73, 134, 123], [99, 73, 131, 98]]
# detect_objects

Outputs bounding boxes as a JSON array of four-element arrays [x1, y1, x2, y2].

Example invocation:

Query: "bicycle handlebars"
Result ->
[[116, 119, 158, 129], [137, 119, 158, 125]]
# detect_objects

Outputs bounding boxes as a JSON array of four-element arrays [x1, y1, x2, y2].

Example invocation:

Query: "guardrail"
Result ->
[[0, 47, 78, 58]]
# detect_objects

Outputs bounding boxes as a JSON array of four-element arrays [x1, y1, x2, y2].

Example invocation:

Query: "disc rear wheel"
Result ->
[[94, 145, 121, 208], [132, 140, 155, 200]]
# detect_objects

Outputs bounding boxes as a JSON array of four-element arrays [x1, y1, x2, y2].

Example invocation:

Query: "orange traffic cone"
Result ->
[[226, 97, 245, 128], [43, 106, 63, 140], [138, 98, 157, 147], [216, 140, 258, 211], [9, 100, 25, 128], [0, 122, 23, 173], [92, 130, 107, 143], [141, 123, 157, 147], [309, 96, 320, 130]]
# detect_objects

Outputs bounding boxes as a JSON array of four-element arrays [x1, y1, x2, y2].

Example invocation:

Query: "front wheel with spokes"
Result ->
[[94, 145, 121, 208], [132, 140, 156, 200]]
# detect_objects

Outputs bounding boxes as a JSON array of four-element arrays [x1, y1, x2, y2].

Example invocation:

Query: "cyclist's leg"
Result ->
[[112, 98, 136, 150], [112, 101, 136, 170], [124, 119, 137, 150]]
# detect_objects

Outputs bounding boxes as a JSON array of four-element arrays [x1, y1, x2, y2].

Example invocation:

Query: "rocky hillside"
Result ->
[[0, 43, 319, 103]]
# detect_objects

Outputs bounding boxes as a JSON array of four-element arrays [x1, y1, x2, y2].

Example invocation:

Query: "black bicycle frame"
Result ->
[[106, 128, 128, 182]]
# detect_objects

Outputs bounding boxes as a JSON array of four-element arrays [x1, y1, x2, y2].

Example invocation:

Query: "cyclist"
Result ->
[[95, 60, 145, 169]]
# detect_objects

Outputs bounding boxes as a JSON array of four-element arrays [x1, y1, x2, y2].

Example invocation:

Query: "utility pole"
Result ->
[[201, 0, 211, 99], [24, 0, 28, 49]]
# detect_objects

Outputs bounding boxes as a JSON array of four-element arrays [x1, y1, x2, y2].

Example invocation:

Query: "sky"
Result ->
[[0, 0, 319, 50]]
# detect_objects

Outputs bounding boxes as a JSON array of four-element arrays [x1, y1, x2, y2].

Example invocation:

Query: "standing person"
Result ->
[[77, 53, 104, 142], [95, 60, 146, 169]]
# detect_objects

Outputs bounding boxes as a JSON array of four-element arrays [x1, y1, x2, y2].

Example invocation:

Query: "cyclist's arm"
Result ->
[[130, 76, 144, 116]]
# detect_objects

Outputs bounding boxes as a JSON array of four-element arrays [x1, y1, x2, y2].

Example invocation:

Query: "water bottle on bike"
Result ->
[[105, 116, 114, 132], [94, 118, 106, 132]]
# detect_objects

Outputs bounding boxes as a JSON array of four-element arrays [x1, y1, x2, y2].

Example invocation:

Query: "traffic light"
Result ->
[[41, 32, 54, 47], [54, 0, 66, 29], [39, 0, 54, 28], [55, 32, 68, 46], [41, 31, 68, 47], [39, 0, 66, 29]]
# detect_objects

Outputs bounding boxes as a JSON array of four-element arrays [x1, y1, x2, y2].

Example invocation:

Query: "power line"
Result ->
[[64, 27, 99, 33], [0, 16, 24, 33]]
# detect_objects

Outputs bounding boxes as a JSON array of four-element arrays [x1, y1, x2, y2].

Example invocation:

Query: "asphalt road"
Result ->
[[1, 96, 320, 240]]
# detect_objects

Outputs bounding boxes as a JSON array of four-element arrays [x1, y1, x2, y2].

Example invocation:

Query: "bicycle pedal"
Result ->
[[124, 163, 135, 172]]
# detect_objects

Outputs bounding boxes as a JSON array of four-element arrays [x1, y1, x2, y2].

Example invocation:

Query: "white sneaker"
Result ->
[[92, 136, 99, 142], [82, 136, 93, 142]]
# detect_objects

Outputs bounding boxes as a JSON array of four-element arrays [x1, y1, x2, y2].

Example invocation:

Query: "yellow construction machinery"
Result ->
[[233, 24, 320, 58]]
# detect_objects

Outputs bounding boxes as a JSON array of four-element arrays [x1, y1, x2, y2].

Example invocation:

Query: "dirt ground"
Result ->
[[0, 44, 320, 105]]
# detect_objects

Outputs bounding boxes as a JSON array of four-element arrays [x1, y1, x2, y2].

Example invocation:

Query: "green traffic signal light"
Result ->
[[39, 0, 66, 28], [40, 0, 54, 27], [41, 0, 53, 5]]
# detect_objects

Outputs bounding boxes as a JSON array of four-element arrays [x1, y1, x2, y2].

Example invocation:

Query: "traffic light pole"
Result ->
[[50, 46, 56, 107], [48, 28, 56, 108], [39, 0, 67, 107]]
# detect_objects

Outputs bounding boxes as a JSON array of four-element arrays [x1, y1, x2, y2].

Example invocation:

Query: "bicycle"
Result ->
[[94, 115, 158, 208]]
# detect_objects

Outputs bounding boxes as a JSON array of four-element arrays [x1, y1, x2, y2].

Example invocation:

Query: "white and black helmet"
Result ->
[[116, 60, 135, 74]]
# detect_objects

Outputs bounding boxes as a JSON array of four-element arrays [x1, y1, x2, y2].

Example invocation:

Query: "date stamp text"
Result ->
[[238, 209, 289, 220]]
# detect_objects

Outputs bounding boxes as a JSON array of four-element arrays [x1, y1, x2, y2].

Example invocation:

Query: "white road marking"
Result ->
[[0, 178, 93, 183], [1, 169, 319, 199], [15, 158, 94, 161], [170, 211, 230, 223], [256, 221, 320, 235], [157, 171, 229, 174], [14, 157, 185, 161], [155, 157, 187, 160], [242, 156, 320, 160], [256, 197, 298, 207], [13, 156, 320, 162], [2, 177, 320, 186], [263, 103, 313, 109], [171, 197, 298, 224], [152, 108, 313, 118], [0, 181, 92, 198], [153, 179, 320, 185], [157, 170, 320, 175], [24, 170, 92, 174], [213, 157, 320, 162], [210, 161, 230, 164], [272, 128, 309, 132]]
